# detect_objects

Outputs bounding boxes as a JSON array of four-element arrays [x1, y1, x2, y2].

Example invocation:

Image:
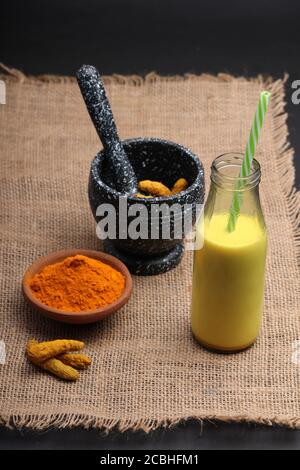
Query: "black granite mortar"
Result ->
[[88, 137, 204, 275]]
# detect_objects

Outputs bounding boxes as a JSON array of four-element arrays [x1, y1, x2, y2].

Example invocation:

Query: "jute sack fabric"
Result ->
[[0, 66, 299, 430]]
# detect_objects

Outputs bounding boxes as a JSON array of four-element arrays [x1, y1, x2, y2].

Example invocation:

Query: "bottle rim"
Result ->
[[211, 153, 261, 190]]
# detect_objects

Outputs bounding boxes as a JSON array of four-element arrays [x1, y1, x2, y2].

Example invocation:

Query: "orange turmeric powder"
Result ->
[[28, 255, 125, 312]]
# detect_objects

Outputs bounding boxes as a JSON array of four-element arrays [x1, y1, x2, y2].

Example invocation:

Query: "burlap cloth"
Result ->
[[0, 65, 299, 431]]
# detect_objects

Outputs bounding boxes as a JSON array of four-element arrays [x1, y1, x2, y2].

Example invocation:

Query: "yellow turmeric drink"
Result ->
[[191, 213, 267, 352]]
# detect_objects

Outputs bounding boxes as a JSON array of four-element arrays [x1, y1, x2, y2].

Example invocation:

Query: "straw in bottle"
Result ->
[[227, 90, 271, 232]]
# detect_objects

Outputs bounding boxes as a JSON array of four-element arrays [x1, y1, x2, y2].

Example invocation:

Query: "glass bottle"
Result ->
[[191, 153, 267, 352]]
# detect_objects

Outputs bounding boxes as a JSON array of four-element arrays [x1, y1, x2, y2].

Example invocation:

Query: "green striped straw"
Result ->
[[227, 90, 271, 232]]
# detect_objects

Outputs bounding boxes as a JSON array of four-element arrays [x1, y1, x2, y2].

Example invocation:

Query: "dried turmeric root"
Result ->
[[138, 180, 172, 197], [134, 192, 153, 199], [26, 339, 86, 381], [58, 353, 92, 369], [40, 358, 79, 381], [172, 178, 188, 194], [26, 339, 84, 364]]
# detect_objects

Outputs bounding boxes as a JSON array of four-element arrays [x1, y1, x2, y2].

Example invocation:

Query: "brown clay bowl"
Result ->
[[22, 249, 133, 324]]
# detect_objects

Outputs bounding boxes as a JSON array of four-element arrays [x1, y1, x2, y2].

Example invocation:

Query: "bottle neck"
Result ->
[[205, 153, 264, 224], [211, 153, 261, 191]]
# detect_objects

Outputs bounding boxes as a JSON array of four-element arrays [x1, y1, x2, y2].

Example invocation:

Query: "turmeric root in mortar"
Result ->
[[137, 178, 188, 198], [134, 192, 153, 198], [138, 180, 172, 197], [172, 178, 188, 194]]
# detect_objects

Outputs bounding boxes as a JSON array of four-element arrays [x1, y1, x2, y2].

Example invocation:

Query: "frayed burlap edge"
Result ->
[[1, 413, 300, 433], [0, 64, 299, 432], [0, 62, 277, 87]]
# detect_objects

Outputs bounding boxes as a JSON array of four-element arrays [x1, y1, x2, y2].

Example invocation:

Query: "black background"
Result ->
[[1, 0, 300, 450]]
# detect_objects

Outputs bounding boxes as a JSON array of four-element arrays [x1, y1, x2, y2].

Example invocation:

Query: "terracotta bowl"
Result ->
[[22, 249, 133, 324]]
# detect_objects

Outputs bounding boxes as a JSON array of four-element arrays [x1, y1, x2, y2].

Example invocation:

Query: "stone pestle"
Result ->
[[76, 65, 137, 194]]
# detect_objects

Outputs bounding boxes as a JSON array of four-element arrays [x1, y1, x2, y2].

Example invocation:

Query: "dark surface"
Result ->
[[1, 0, 299, 187], [1, 0, 299, 450]]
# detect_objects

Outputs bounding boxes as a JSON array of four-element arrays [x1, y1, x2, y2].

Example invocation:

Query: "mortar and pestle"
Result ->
[[76, 65, 204, 275]]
